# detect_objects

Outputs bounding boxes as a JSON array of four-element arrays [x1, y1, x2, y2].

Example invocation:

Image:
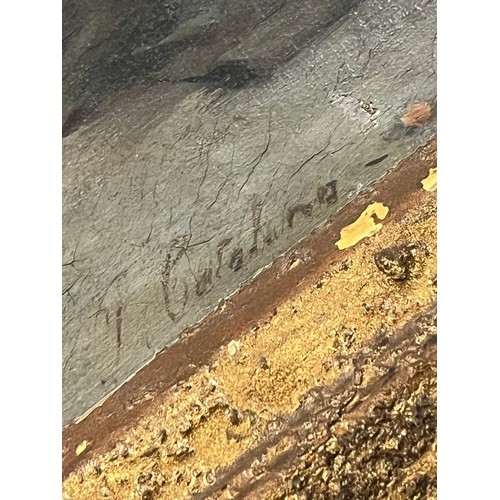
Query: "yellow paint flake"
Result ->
[[336, 203, 389, 250], [75, 440, 88, 456], [421, 168, 437, 191]]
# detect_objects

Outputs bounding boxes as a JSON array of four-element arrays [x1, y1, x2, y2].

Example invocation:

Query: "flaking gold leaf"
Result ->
[[76, 440, 88, 456], [421, 167, 437, 192], [336, 203, 389, 250]]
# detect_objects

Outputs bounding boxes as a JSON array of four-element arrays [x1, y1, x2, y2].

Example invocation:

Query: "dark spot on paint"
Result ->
[[181, 60, 261, 89], [365, 154, 389, 167], [229, 248, 244, 271], [361, 101, 378, 115]]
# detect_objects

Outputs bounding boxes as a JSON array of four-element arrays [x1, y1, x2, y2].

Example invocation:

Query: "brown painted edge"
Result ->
[[62, 139, 437, 479]]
